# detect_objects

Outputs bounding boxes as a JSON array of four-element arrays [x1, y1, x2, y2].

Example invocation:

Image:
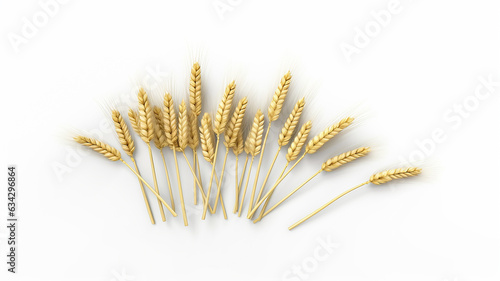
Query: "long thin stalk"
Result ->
[[159, 150, 175, 212], [289, 181, 370, 230], [254, 146, 281, 208], [234, 155, 249, 213], [131, 157, 155, 224], [213, 149, 229, 216], [147, 144, 166, 221], [254, 161, 289, 222], [238, 156, 255, 216], [172, 151, 188, 226], [120, 159, 176, 216]]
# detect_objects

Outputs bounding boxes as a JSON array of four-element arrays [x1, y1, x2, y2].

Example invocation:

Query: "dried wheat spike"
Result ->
[[178, 100, 189, 151], [245, 110, 264, 156], [268, 71, 292, 122], [322, 147, 370, 172], [188, 111, 199, 149], [112, 110, 135, 157], [127, 109, 141, 136], [200, 113, 215, 163], [233, 130, 244, 155], [369, 168, 422, 185], [74, 136, 121, 161], [224, 97, 248, 148], [163, 93, 178, 149], [137, 89, 154, 143], [214, 81, 236, 135], [305, 117, 354, 154], [278, 97, 305, 147], [286, 121, 312, 162], [153, 106, 168, 149], [189, 62, 202, 117]]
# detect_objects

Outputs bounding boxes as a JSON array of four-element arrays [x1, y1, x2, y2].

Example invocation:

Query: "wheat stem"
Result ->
[[172, 151, 188, 226], [234, 155, 249, 213], [131, 157, 155, 224], [181, 152, 216, 213], [255, 146, 281, 205], [159, 150, 175, 212], [119, 159, 176, 216], [213, 149, 229, 216], [254, 161, 289, 222], [193, 150, 197, 205], [288, 181, 370, 230], [238, 156, 255, 217], [248, 124, 271, 218], [147, 143, 166, 222], [202, 135, 221, 219]]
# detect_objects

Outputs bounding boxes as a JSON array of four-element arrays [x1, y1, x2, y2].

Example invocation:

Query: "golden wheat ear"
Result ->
[[112, 110, 135, 157], [74, 136, 121, 161], [288, 167, 422, 230]]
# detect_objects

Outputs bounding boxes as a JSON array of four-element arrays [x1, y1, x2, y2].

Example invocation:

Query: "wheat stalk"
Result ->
[[214, 97, 248, 213], [152, 106, 176, 212], [289, 167, 422, 230], [112, 110, 155, 224], [137, 89, 167, 221], [253, 98, 307, 219], [73, 135, 176, 216], [202, 81, 236, 219], [257, 147, 371, 222], [239, 110, 264, 216], [305, 117, 354, 154]]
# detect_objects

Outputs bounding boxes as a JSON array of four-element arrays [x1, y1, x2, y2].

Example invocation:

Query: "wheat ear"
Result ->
[[239, 110, 264, 217], [153, 106, 176, 212], [128, 109, 141, 136], [202, 81, 236, 219], [257, 147, 371, 222], [254, 97, 306, 211], [73, 135, 176, 216], [189, 62, 202, 204], [112, 110, 155, 224], [200, 113, 215, 163], [163, 93, 178, 149], [138, 89, 166, 221], [289, 167, 422, 230], [213, 97, 248, 214]]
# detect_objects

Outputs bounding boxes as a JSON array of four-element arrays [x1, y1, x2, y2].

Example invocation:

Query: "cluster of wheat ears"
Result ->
[[74, 63, 422, 230]]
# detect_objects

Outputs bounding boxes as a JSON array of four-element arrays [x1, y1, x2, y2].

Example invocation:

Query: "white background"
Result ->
[[1, 0, 500, 280]]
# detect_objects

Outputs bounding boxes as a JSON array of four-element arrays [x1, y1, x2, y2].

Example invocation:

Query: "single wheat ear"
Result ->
[[306, 117, 354, 154], [112, 110, 135, 157], [74, 136, 121, 161], [137, 88, 154, 143], [244, 110, 265, 216], [268, 71, 292, 121], [189, 62, 202, 117], [224, 97, 248, 149], [163, 92, 178, 149], [255, 147, 371, 223], [127, 109, 141, 136], [73, 135, 176, 217], [288, 167, 422, 230], [178, 100, 189, 151], [200, 113, 215, 163]]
